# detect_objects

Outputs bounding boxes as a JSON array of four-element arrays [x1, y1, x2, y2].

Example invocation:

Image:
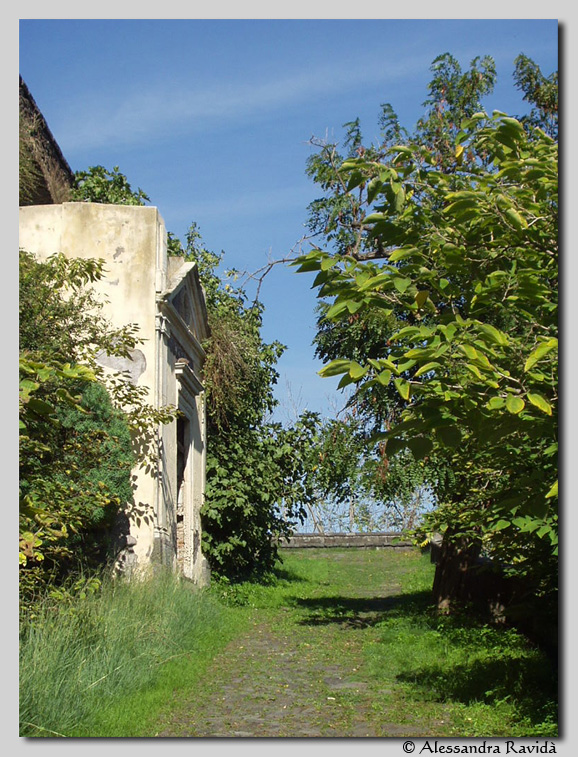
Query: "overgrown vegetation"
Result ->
[[19, 571, 240, 737], [19, 112, 44, 205], [295, 52, 558, 638], [71, 164, 151, 205], [19, 49, 558, 738], [19, 249, 175, 606], [172, 225, 317, 578]]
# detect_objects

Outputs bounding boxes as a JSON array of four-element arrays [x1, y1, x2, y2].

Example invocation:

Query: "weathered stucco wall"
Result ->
[[19, 202, 210, 584], [19, 203, 161, 393]]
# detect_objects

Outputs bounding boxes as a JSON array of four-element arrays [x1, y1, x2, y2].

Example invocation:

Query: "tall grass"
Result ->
[[19, 570, 242, 737]]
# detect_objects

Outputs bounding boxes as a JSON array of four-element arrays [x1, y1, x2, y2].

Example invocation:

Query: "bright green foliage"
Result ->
[[202, 421, 312, 577], [71, 165, 150, 205], [302, 54, 502, 526], [297, 54, 558, 624], [295, 111, 557, 600], [20, 379, 134, 601], [18, 250, 174, 603]]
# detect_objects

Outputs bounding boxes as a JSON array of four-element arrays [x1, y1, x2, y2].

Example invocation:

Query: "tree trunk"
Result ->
[[432, 529, 481, 612]]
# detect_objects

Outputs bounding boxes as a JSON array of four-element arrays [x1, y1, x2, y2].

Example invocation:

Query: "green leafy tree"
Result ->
[[19, 252, 135, 601], [301, 53, 501, 533], [296, 111, 557, 609], [296, 54, 557, 627], [513, 54, 558, 139]]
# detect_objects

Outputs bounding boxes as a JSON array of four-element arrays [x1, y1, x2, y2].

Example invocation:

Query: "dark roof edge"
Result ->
[[19, 74, 75, 184]]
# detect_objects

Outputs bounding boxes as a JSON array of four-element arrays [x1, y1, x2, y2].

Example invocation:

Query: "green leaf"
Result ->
[[337, 373, 357, 390], [27, 398, 56, 417], [393, 277, 412, 294], [396, 359, 417, 373], [376, 369, 392, 386], [320, 256, 337, 271], [435, 425, 462, 448], [394, 378, 411, 400], [407, 436, 433, 460], [388, 248, 414, 263], [524, 338, 558, 371], [348, 362, 368, 380], [393, 186, 406, 212], [384, 436, 409, 456], [346, 300, 364, 314], [505, 395, 525, 414], [459, 344, 479, 360], [292, 257, 323, 273], [318, 359, 351, 378], [414, 361, 441, 378], [325, 301, 348, 319], [415, 290, 429, 308], [545, 481, 558, 499], [346, 170, 365, 192], [464, 363, 482, 380], [476, 323, 509, 346], [362, 212, 387, 225], [367, 177, 383, 204], [443, 199, 478, 218], [19, 378, 40, 393], [492, 519, 511, 532], [526, 392, 553, 415], [504, 207, 528, 230]]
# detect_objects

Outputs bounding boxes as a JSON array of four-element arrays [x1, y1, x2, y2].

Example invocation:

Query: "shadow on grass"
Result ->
[[397, 653, 558, 732], [291, 588, 557, 732], [272, 565, 309, 584], [398, 653, 557, 703], [290, 590, 432, 628]]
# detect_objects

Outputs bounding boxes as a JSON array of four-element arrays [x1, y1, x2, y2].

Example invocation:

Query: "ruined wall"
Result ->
[[19, 202, 210, 584]]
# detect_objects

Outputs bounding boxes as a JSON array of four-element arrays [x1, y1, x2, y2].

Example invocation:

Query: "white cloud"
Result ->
[[168, 183, 313, 226], [58, 53, 428, 153]]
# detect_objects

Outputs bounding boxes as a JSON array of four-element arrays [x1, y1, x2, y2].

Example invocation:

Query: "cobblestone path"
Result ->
[[157, 551, 441, 738]]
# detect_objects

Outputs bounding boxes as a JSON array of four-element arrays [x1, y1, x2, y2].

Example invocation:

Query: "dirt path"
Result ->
[[157, 550, 438, 737]]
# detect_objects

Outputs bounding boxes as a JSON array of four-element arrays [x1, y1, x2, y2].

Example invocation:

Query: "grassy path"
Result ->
[[154, 548, 557, 738]]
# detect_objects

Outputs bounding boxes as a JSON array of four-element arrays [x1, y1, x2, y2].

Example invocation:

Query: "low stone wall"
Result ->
[[277, 532, 413, 549]]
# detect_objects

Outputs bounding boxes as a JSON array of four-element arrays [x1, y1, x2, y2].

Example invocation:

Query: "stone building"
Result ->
[[19, 80, 211, 585]]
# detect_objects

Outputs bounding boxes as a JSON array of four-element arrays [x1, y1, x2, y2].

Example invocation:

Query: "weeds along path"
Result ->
[[157, 547, 446, 738]]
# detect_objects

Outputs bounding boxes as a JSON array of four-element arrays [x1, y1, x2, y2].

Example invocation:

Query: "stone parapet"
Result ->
[[277, 532, 413, 549]]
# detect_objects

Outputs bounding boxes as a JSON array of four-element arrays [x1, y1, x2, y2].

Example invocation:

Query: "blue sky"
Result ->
[[19, 18, 559, 424]]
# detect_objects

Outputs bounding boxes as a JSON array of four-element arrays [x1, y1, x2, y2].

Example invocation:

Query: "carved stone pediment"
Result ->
[[163, 259, 210, 345]]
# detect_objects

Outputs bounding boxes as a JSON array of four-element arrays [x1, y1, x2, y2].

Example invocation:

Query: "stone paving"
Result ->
[[157, 556, 432, 738]]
